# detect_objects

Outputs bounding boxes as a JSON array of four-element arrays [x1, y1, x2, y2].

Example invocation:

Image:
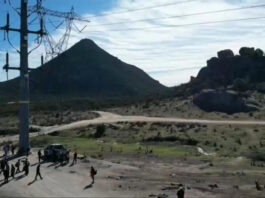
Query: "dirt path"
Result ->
[[1, 111, 265, 144]]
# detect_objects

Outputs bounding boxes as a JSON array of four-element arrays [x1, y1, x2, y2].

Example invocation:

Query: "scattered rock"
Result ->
[[149, 194, 156, 197], [208, 184, 219, 190], [157, 194, 168, 198]]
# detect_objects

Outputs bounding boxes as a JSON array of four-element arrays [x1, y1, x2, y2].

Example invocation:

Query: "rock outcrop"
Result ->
[[193, 89, 258, 114]]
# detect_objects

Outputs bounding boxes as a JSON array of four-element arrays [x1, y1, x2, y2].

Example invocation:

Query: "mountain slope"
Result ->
[[0, 39, 167, 99]]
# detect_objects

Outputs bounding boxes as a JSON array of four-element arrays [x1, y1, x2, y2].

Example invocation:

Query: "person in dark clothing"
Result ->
[[11, 164, 15, 179], [0, 159, 5, 174], [72, 152, 77, 165], [38, 150, 42, 162], [23, 158, 30, 176], [66, 150, 70, 163], [26, 148, 30, 156], [90, 166, 97, 184], [177, 187, 185, 198], [35, 163, 43, 180], [11, 144, 15, 155], [15, 159, 20, 173], [4, 161, 10, 183]]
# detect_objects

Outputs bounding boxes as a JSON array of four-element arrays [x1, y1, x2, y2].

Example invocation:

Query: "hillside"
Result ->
[[0, 39, 167, 100], [110, 47, 265, 116]]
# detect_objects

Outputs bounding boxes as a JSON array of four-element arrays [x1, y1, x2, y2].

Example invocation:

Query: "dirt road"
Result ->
[[1, 111, 265, 144]]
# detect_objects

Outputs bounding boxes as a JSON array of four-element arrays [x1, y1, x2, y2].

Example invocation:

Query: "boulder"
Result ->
[[255, 48, 264, 57], [207, 57, 219, 67], [239, 47, 255, 57], [217, 49, 234, 59], [193, 89, 258, 114]]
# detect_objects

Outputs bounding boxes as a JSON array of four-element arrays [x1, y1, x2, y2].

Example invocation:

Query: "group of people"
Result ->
[[3, 144, 16, 157], [0, 157, 30, 183], [0, 146, 97, 185]]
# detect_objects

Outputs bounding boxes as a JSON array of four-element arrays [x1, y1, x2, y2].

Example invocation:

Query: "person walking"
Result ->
[[90, 166, 97, 184], [0, 159, 5, 174], [11, 144, 15, 155], [11, 164, 15, 179], [35, 163, 43, 180], [23, 158, 30, 176], [3, 145, 8, 157], [177, 187, 185, 198], [38, 150, 42, 163], [4, 161, 10, 183], [72, 152, 77, 165], [15, 159, 20, 173]]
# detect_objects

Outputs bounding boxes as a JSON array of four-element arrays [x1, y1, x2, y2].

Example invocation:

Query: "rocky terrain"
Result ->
[[171, 47, 265, 114]]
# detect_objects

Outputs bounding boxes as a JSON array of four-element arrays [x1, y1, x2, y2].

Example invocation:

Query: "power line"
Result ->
[[86, 16, 265, 33], [89, 4, 265, 27], [88, 0, 200, 18]]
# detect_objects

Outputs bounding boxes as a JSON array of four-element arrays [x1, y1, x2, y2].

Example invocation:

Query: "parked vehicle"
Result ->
[[44, 144, 69, 162]]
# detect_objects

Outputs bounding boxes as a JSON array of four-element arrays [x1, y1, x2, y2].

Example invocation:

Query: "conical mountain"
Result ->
[[0, 39, 167, 99]]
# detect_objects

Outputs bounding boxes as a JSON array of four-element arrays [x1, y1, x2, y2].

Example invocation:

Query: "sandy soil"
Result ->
[[0, 150, 236, 198]]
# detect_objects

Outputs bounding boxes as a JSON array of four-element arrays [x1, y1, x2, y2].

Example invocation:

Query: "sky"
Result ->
[[0, 0, 265, 87]]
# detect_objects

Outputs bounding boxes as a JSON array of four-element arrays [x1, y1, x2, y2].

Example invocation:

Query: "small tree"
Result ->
[[94, 124, 106, 138]]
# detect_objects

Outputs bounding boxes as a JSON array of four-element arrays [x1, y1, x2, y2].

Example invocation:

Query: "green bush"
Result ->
[[249, 149, 265, 162], [94, 124, 106, 138]]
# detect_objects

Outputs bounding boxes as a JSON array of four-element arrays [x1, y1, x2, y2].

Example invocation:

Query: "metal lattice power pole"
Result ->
[[1, 0, 89, 155], [1, 0, 45, 154]]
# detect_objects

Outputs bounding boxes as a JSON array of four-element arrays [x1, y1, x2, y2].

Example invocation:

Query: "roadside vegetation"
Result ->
[[30, 122, 265, 165]]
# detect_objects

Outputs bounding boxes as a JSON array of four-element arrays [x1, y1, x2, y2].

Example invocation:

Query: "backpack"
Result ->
[[92, 168, 97, 175]]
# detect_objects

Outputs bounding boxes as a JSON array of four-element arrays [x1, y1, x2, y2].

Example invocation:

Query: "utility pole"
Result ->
[[1, 0, 45, 154], [19, 0, 30, 154], [1, 0, 89, 155]]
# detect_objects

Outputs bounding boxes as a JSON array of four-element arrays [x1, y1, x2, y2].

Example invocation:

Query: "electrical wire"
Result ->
[[89, 4, 265, 27], [86, 16, 265, 32], [88, 0, 200, 18]]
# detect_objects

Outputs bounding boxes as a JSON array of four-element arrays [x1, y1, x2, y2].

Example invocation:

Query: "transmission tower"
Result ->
[[0, 0, 90, 155]]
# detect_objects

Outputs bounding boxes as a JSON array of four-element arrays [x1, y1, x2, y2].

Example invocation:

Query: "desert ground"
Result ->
[[1, 111, 265, 197]]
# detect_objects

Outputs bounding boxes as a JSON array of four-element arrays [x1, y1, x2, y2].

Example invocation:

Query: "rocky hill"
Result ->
[[175, 47, 265, 114], [0, 39, 167, 100]]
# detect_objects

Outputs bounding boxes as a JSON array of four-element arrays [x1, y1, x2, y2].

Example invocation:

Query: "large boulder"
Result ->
[[217, 49, 234, 59], [255, 48, 264, 57], [193, 89, 258, 114], [239, 47, 255, 57]]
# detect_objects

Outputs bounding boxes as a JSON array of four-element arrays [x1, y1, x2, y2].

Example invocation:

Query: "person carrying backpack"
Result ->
[[90, 166, 97, 184]]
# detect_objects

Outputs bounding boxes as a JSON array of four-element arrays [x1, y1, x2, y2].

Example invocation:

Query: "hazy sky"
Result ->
[[0, 0, 265, 87]]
